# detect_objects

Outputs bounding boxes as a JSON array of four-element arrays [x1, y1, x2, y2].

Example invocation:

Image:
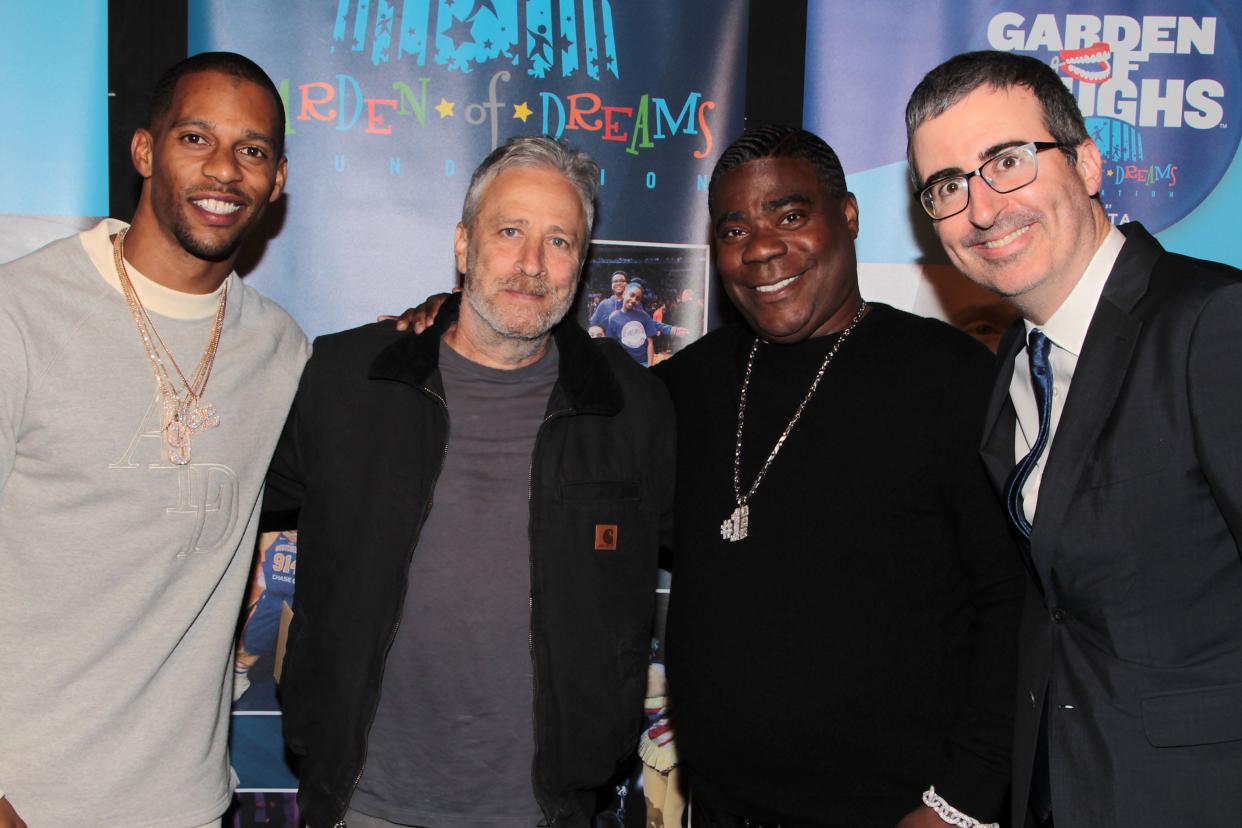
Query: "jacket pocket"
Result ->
[[1081, 444, 1170, 490], [1142, 684, 1242, 747]]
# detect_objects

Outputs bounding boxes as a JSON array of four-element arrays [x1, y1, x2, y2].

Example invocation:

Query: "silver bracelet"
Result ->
[[921, 786, 998, 828]]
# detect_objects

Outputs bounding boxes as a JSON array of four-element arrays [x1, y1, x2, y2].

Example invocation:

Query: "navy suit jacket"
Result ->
[[980, 223, 1242, 828]]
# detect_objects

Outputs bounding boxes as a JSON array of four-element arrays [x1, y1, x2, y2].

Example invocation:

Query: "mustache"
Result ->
[[493, 274, 551, 295], [962, 211, 1040, 247]]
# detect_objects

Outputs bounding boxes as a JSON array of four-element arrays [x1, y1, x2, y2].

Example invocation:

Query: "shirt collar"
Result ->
[[79, 218, 231, 321], [1025, 224, 1126, 357]]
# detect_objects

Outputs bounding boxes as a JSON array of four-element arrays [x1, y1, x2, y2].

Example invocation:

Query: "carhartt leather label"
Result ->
[[594, 524, 618, 550]]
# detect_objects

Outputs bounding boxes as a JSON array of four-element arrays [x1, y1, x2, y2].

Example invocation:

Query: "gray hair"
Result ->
[[461, 136, 600, 240], [905, 50, 1089, 186]]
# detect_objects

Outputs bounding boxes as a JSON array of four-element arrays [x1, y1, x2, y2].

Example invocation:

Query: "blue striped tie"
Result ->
[[1004, 329, 1054, 539]]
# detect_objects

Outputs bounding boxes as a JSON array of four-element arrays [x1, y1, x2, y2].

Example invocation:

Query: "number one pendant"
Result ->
[[720, 503, 749, 542]]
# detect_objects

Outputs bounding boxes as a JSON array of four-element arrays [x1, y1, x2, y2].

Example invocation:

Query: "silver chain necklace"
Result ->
[[720, 301, 868, 542]]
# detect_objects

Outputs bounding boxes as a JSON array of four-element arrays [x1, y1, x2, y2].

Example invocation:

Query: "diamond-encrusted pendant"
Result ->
[[162, 400, 221, 465], [720, 504, 749, 541], [196, 403, 220, 431]]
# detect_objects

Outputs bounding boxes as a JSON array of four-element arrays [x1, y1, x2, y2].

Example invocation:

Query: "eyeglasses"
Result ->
[[917, 141, 1070, 220]]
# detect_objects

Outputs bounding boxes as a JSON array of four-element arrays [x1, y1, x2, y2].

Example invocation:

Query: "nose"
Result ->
[[964, 175, 1005, 228], [516, 235, 546, 276], [742, 224, 787, 264], [202, 145, 242, 185]]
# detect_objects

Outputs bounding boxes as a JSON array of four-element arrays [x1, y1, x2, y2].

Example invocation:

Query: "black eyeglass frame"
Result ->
[[916, 141, 1072, 220]]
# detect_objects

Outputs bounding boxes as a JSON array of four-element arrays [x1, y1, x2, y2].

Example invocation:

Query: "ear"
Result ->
[[268, 156, 289, 204], [841, 193, 860, 240], [131, 129, 155, 179], [453, 222, 470, 274], [1073, 138, 1105, 197]]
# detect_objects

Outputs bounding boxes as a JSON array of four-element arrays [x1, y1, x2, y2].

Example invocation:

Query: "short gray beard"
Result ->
[[460, 270, 576, 364]]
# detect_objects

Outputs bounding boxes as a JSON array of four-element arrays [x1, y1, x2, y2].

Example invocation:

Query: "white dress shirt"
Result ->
[[1010, 225, 1126, 524]]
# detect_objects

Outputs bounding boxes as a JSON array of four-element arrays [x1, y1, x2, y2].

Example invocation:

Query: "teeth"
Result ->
[[983, 225, 1030, 249], [756, 274, 799, 293], [193, 198, 241, 215]]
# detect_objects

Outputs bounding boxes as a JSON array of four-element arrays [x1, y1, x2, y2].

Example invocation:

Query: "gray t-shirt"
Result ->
[[349, 340, 559, 827]]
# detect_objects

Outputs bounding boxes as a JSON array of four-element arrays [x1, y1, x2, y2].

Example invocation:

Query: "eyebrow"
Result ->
[[170, 118, 276, 147], [713, 192, 814, 231], [919, 140, 1031, 188]]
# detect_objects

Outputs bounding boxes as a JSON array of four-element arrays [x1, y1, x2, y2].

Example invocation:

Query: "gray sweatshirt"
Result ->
[[0, 221, 308, 827]]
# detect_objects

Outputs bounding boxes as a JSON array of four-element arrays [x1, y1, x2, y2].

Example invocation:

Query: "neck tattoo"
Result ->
[[112, 227, 228, 465], [720, 301, 868, 542]]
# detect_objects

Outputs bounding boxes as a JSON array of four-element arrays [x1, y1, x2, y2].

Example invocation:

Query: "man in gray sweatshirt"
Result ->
[[0, 52, 307, 828]]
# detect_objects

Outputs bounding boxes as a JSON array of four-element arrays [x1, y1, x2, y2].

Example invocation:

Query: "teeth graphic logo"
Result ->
[[1051, 41, 1112, 84]]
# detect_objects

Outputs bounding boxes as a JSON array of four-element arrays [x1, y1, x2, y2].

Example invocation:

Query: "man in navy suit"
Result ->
[[907, 50, 1242, 828]]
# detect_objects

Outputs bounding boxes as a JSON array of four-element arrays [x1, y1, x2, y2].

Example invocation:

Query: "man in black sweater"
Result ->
[[655, 125, 1023, 828]]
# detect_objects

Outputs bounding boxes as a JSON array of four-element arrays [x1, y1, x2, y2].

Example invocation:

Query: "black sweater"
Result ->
[[655, 304, 1023, 826]]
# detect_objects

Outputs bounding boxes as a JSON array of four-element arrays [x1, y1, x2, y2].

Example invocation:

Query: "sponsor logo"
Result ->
[[987, 3, 1240, 230], [270, 1, 721, 188]]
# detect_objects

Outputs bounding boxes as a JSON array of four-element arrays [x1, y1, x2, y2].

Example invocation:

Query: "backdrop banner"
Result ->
[[190, 0, 747, 340], [805, 0, 1242, 345]]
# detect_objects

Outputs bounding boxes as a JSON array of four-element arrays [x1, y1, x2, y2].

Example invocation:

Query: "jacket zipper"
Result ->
[[528, 405, 572, 826], [332, 385, 451, 828]]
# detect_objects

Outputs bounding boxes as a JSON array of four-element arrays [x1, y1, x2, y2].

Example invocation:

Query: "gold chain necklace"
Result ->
[[720, 301, 868, 542], [112, 227, 228, 465]]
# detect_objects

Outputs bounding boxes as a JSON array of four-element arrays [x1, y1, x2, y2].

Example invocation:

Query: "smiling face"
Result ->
[[133, 70, 286, 266], [711, 157, 862, 343], [610, 272, 628, 298], [910, 84, 1109, 323], [453, 164, 587, 347], [622, 285, 643, 312]]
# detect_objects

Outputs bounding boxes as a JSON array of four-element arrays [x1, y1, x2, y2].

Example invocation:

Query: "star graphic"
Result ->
[[436, 98, 456, 118], [483, 39, 493, 50], [444, 14, 476, 49], [513, 101, 533, 122], [556, 33, 573, 52]]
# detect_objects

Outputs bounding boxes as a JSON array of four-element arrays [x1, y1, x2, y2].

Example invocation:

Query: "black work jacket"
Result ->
[[265, 296, 674, 827]]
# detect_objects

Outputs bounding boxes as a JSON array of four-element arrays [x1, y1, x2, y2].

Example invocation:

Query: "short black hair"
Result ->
[[709, 124, 848, 213], [905, 50, 1089, 185], [148, 51, 286, 158]]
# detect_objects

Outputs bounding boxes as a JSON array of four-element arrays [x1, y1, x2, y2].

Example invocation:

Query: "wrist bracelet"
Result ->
[[921, 786, 998, 828]]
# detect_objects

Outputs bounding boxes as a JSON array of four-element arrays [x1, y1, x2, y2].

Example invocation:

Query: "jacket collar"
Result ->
[[367, 292, 623, 415]]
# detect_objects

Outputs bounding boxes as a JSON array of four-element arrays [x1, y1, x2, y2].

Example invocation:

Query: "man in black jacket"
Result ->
[[265, 136, 674, 828]]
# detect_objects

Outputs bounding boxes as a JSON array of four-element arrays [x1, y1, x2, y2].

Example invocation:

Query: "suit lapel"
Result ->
[[981, 322, 1024, 496], [1027, 225, 1162, 589]]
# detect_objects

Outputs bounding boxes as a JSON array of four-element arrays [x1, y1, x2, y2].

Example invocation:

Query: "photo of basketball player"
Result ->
[[579, 241, 710, 365], [233, 531, 297, 709]]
